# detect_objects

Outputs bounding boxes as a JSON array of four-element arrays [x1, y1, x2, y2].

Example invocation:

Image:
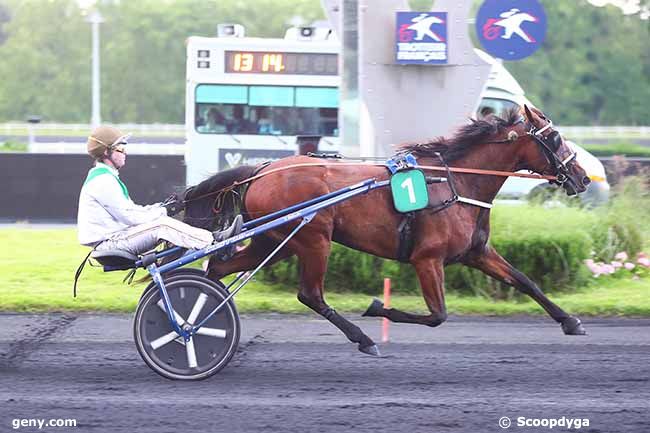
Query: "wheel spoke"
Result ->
[[187, 292, 208, 325], [156, 299, 186, 326], [186, 336, 198, 368], [150, 331, 180, 350], [195, 327, 227, 338], [137, 278, 239, 379]]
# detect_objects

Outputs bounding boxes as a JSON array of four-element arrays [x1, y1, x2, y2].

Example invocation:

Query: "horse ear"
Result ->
[[523, 104, 534, 122]]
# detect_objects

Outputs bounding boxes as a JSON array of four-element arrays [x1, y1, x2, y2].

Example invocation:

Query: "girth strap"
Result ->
[[397, 212, 416, 263]]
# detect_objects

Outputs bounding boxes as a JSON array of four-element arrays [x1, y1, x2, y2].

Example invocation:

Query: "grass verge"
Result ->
[[1, 228, 648, 316], [0, 141, 27, 152]]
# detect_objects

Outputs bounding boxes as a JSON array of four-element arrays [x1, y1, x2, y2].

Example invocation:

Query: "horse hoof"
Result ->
[[362, 298, 384, 317], [562, 317, 587, 335], [358, 344, 381, 357]]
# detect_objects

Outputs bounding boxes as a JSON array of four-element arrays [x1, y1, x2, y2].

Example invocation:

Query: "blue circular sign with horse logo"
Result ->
[[476, 0, 547, 61]]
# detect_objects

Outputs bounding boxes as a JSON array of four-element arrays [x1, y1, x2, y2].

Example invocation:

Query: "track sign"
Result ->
[[476, 0, 547, 61], [396, 12, 448, 65], [391, 169, 429, 213]]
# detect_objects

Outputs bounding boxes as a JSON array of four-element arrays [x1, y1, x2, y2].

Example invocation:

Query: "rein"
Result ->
[[184, 162, 556, 203]]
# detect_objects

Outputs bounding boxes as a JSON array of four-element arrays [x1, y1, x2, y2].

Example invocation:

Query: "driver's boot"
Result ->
[[212, 215, 244, 243]]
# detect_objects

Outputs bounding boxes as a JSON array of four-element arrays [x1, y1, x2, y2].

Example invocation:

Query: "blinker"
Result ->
[[547, 131, 561, 151]]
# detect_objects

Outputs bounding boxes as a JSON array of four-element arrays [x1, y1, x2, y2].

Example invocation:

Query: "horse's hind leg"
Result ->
[[465, 246, 586, 335], [363, 258, 448, 327], [294, 237, 380, 356]]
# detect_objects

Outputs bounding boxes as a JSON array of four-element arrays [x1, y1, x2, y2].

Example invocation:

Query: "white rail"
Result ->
[[557, 126, 650, 139], [1, 123, 649, 138], [1, 123, 185, 136], [29, 142, 185, 155]]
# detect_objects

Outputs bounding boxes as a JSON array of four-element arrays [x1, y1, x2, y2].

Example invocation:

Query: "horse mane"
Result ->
[[398, 107, 523, 162]]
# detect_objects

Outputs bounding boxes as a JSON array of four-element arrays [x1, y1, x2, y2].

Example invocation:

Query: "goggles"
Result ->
[[88, 132, 131, 151], [107, 133, 130, 154], [110, 133, 131, 149]]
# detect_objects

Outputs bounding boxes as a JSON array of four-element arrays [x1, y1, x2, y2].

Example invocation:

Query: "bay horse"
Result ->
[[182, 105, 591, 356]]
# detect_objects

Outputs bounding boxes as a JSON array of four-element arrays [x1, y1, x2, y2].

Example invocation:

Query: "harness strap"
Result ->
[[122, 268, 137, 285], [457, 196, 493, 209], [533, 121, 553, 136], [237, 161, 272, 224], [73, 242, 103, 298], [562, 152, 577, 166], [397, 213, 416, 263]]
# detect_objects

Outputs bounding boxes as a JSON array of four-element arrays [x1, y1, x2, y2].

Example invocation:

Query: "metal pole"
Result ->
[[88, 11, 104, 127], [341, 0, 360, 156], [26, 116, 41, 153]]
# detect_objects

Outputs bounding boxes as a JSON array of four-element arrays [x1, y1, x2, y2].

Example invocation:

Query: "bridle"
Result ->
[[482, 114, 577, 186], [526, 118, 577, 186]]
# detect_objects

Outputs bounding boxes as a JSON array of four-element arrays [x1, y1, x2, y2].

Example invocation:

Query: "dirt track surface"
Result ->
[[1, 313, 649, 433]]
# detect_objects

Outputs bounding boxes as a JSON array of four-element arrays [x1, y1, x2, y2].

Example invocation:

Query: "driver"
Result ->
[[77, 125, 243, 256]]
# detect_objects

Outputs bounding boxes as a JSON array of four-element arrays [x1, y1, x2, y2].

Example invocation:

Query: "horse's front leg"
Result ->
[[464, 245, 586, 335], [363, 257, 448, 327]]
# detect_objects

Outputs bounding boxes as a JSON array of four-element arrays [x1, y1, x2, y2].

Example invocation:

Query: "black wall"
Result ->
[[1, 154, 647, 222], [0, 154, 185, 222]]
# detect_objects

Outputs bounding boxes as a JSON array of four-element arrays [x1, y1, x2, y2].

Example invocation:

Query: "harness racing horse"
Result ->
[[183, 105, 591, 356]]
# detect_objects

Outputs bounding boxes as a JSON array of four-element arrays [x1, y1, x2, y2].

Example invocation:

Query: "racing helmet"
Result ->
[[87, 125, 131, 159]]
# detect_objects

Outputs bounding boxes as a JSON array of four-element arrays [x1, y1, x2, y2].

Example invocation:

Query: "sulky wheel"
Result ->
[[134, 275, 240, 380], [138, 268, 218, 301]]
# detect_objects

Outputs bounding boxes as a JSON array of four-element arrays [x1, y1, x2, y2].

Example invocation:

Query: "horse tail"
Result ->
[[183, 164, 262, 230], [185, 165, 258, 199]]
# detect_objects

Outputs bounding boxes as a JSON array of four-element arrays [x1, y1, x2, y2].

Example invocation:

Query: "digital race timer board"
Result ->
[[224, 51, 338, 75]]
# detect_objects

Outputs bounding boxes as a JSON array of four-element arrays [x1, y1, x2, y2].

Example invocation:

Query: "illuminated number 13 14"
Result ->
[[262, 54, 285, 72], [233, 53, 254, 71]]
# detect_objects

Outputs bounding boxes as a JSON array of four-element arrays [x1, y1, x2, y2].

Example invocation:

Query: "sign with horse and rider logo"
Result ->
[[395, 12, 448, 65], [476, 0, 547, 61]]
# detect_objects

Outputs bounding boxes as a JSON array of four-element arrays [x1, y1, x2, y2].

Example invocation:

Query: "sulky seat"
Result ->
[[90, 249, 139, 270]]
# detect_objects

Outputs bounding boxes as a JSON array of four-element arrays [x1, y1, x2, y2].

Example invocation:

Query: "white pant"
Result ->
[[95, 216, 213, 256]]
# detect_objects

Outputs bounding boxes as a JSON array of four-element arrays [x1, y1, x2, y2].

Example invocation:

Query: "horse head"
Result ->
[[516, 105, 590, 196]]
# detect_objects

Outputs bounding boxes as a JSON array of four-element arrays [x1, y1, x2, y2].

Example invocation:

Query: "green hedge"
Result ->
[[258, 196, 645, 299], [582, 142, 650, 157]]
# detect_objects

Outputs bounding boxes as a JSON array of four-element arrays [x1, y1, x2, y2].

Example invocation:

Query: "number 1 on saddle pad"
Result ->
[[390, 169, 429, 213]]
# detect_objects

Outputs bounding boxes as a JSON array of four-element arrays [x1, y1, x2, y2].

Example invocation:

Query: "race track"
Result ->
[[1, 313, 648, 433]]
